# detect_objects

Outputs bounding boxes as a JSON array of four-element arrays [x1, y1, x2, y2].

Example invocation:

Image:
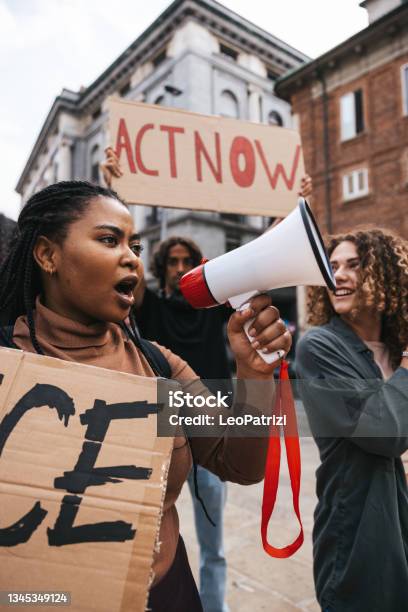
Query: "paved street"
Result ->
[[177, 436, 321, 611]]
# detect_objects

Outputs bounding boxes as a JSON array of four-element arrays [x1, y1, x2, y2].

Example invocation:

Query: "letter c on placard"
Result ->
[[0, 384, 75, 547]]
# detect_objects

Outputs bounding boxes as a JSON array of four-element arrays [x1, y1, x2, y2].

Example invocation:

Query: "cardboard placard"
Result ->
[[0, 347, 175, 611], [108, 98, 305, 217]]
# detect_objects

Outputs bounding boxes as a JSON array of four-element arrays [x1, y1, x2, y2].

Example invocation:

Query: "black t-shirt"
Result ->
[[136, 288, 232, 381]]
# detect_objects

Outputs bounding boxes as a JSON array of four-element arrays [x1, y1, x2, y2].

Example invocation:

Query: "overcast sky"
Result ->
[[0, 0, 368, 220]]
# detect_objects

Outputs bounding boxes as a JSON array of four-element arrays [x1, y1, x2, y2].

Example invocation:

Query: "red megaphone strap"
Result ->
[[261, 360, 304, 558]]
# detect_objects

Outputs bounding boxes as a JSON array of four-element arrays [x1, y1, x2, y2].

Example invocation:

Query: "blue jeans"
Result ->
[[187, 466, 229, 612]]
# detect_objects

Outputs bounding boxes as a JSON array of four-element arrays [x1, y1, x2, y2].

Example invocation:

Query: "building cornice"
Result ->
[[76, 0, 309, 114], [275, 3, 408, 100], [16, 90, 79, 193]]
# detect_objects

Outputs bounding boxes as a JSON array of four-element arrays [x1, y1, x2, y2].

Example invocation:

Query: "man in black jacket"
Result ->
[[134, 236, 231, 612]]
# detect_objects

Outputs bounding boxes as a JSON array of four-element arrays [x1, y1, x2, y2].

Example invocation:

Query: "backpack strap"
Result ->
[[139, 338, 171, 379], [136, 335, 215, 522]]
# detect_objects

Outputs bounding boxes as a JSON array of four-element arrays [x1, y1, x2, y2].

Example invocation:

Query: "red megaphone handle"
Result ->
[[261, 360, 304, 558]]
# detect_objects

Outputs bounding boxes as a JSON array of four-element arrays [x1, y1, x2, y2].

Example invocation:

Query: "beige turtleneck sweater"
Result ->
[[13, 298, 270, 584]]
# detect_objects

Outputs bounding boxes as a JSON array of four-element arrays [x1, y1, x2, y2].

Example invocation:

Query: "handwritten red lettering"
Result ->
[[255, 142, 301, 190], [115, 118, 136, 174], [194, 131, 222, 183], [229, 136, 256, 188], [160, 125, 185, 178], [135, 124, 159, 176]]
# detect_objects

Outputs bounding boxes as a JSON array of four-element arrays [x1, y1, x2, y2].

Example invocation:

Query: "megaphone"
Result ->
[[180, 198, 336, 364]]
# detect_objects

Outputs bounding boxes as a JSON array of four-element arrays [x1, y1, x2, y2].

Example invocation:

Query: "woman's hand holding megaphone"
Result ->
[[227, 294, 291, 377]]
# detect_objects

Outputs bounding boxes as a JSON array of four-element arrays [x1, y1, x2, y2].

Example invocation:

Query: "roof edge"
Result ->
[[16, 0, 311, 193], [275, 2, 408, 99], [16, 93, 78, 194]]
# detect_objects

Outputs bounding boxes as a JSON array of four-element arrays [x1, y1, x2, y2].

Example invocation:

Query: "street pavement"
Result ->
[[177, 435, 321, 611]]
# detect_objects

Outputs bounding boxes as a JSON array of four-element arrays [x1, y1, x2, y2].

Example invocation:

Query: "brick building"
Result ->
[[276, 0, 408, 239]]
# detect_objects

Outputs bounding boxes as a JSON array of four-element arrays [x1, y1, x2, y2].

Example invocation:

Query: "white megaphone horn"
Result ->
[[180, 198, 336, 364]]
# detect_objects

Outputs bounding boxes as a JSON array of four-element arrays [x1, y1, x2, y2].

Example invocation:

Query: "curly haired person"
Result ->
[[296, 228, 408, 612]]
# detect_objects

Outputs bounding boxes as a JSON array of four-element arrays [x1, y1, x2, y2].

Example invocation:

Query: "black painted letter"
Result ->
[[48, 399, 158, 546], [0, 384, 75, 546]]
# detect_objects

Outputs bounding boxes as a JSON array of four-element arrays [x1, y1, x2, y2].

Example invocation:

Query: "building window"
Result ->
[[90, 144, 100, 184], [225, 229, 241, 252], [221, 212, 245, 223], [92, 107, 102, 121], [120, 81, 131, 97], [146, 206, 161, 226], [268, 110, 283, 127], [340, 89, 364, 141], [400, 147, 408, 185], [267, 69, 279, 81], [154, 95, 165, 106], [342, 168, 369, 201], [153, 49, 167, 67], [219, 43, 238, 61], [401, 64, 408, 115], [220, 90, 239, 118], [258, 95, 263, 122]]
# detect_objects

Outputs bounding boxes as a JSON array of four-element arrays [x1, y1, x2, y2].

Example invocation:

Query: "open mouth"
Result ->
[[114, 277, 137, 305], [334, 288, 354, 297]]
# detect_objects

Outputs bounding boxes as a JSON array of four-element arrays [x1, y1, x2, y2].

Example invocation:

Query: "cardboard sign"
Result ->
[[108, 98, 305, 217], [0, 347, 175, 611]]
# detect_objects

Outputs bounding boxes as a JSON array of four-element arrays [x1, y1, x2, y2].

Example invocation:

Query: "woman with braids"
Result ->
[[296, 229, 408, 612], [0, 180, 291, 612]]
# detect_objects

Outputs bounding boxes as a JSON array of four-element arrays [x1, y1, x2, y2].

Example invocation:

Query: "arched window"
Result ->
[[154, 95, 165, 106], [90, 144, 100, 184], [268, 110, 283, 127], [220, 90, 239, 118]]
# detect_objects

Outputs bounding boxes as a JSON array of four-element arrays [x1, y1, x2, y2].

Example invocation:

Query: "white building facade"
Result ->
[[16, 0, 308, 332]]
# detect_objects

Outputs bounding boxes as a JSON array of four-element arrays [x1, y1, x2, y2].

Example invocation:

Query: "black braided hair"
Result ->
[[0, 180, 127, 354], [0, 212, 17, 266]]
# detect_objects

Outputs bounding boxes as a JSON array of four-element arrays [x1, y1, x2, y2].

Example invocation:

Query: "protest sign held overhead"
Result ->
[[0, 347, 176, 612], [108, 98, 305, 217]]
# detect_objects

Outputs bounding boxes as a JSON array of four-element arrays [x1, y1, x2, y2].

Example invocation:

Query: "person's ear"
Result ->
[[33, 235, 59, 275]]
